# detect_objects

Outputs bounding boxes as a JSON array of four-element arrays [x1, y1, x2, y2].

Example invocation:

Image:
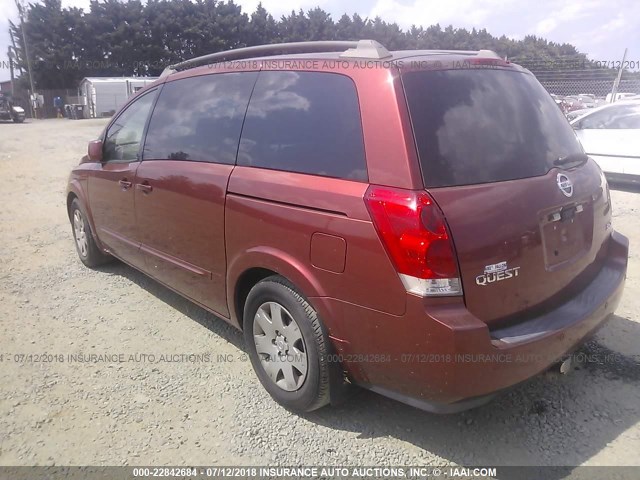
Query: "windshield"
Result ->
[[402, 69, 584, 188]]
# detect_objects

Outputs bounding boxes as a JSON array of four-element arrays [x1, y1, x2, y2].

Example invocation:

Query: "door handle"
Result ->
[[136, 182, 153, 194], [118, 179, 132, 190]]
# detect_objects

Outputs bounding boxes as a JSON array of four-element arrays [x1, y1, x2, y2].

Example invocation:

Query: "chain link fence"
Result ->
[[537, 77, 640, 98], [511, 61, 640, 98], [495, 54, 640, 99]]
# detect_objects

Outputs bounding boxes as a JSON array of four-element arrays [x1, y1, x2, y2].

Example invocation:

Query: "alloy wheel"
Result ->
[[253, 301, 308, 391], [73, 209, 88, 258]]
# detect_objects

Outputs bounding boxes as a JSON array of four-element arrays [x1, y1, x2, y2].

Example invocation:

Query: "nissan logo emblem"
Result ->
[[557, 173, 573, 197]]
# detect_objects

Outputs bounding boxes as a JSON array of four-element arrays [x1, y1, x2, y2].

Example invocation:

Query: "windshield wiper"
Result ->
[[554, 152, 589, 168]]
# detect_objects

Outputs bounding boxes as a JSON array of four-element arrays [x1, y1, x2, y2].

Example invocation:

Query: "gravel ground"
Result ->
[[1, 118, 640, 469]]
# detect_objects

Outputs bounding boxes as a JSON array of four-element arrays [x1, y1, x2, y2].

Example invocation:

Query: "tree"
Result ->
[[9, 0, 626, 90], [10, 0, 85, 88], [246, 3, 278, 45]]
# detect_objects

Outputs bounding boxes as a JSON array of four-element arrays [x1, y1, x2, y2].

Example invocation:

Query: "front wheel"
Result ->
[[69, 199, 112, 267], [243, 276, 331, 412]]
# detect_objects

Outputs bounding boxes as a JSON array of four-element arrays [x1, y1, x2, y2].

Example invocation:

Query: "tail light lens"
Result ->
[[364, 186, 462, 296]]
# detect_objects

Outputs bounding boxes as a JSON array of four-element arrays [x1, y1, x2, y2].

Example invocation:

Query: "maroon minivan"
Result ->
[[67, 40, 628, 413]]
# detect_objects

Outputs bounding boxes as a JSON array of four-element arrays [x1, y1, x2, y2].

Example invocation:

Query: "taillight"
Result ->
[[364, 186, 462, 297]]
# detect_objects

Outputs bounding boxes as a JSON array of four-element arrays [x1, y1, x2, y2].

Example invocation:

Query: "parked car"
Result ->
[[595, 97, 608, 107], [66, 40, 628, 414], [563, 96, 586, 112], [550, 94, 575, 114], [571, 100, 640, 185], [563, 94, 599, 110], [606, 92, 638, 103], [0, 92, 25, 123], [575, 95, 597, 108], [566, 108, 591, 122], [550, 93, 564, 106]]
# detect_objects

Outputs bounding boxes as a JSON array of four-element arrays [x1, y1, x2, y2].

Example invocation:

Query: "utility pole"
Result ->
[[9, 27, 22, 75], [609, 48, 628, 103], [8, 47, 15, 94], [15, 0, 36, 118]]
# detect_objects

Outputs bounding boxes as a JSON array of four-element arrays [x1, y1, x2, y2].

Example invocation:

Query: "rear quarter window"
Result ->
[[402, 69, 584, 188], [237, 71, 367, 181]]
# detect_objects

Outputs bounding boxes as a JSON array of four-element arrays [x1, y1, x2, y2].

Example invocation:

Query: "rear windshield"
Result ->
[[402, 69, 583, 188]]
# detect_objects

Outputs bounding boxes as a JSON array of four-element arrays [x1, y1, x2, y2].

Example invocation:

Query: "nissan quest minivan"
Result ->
[[67, 40, 629, 413]]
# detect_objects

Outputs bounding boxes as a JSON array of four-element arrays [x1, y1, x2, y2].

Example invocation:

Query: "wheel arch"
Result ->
[[66, 191, 79, 220], [233, 267, 277, 331], [66, 182, 105, 251], [235, 262, 351, 408], [227, 247, 328, 331]]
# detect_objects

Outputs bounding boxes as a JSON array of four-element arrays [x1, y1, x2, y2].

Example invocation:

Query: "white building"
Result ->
[[79, 77, 158, 118]]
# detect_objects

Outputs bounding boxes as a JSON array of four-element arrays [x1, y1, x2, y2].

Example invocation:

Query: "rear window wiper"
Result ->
[[554, 152, 589, 168]]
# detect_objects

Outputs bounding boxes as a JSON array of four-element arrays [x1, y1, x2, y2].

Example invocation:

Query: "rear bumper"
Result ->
[[320, 230, 629, 412]]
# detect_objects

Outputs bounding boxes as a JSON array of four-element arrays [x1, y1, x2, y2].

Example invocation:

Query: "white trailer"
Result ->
[[78, 77, 158, 118]]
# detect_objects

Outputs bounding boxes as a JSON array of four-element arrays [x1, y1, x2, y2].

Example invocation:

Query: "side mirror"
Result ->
[[87, 140, 103, 162]]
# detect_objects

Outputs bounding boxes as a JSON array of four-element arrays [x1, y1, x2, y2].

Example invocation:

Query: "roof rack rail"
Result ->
[[340, 40, 392, 60], [476, 49, 502, 59], [418, 49, 502, 59], [160, 39, 391, 78]]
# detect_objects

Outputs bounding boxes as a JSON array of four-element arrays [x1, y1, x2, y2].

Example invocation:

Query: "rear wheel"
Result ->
[[243, 276, 330, 412], [70, 198, 111, 267]]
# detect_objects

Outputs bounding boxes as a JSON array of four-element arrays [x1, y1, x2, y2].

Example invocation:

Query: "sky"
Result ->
[[1, 0, 638, 82]]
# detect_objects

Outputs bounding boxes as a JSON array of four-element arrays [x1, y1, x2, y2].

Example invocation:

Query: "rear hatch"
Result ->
[[401, 64, 613, 327]]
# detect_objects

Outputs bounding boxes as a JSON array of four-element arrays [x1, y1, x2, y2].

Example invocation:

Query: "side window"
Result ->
[[238, 71, 367, 181], [606, 108, 640, 129], [103, 90, 156, 162], [579, 106, 640, 130], [143, 72, 258, 163], [612, 114, 640, 129], [578, 109, 615, 129]]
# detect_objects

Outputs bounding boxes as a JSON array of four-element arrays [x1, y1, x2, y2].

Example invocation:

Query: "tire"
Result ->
[[69, 198, 111, 268], [243, 275, 330, 412]]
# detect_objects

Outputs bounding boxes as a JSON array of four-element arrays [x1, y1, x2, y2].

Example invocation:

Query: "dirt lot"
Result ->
[[1, 118, 640, 469]]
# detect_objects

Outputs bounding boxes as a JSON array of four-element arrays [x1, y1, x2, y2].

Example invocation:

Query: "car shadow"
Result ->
[[97, 261, 640, 476], [96, 261, 245, 351]]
